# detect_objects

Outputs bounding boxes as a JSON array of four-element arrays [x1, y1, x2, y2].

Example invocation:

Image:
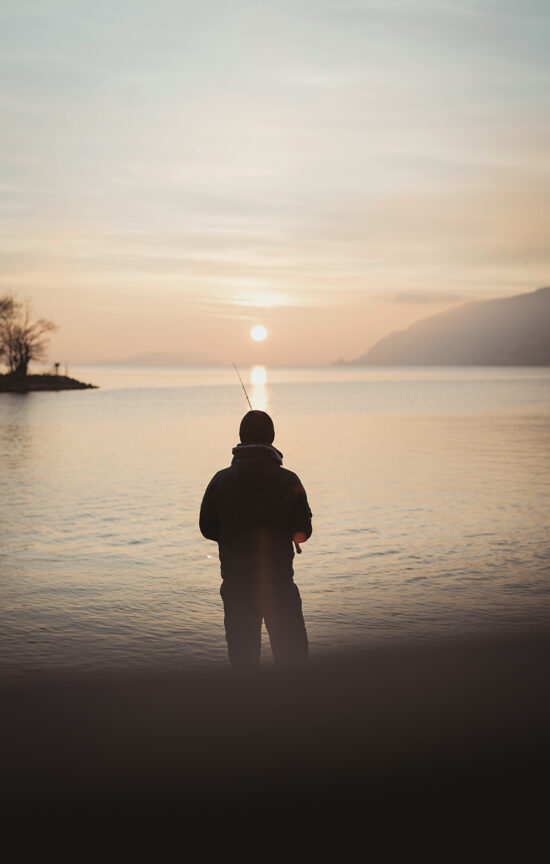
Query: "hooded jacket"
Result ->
[[199, 444, 312, 582]]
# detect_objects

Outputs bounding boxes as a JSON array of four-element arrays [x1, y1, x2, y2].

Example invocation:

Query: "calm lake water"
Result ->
[[1, 365, 549, 677]]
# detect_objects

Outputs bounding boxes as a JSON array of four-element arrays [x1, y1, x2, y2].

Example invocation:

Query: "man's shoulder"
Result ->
[[206, 467, 231, 487], [280, 466, 300, 481], [279, 467, 306, 491]]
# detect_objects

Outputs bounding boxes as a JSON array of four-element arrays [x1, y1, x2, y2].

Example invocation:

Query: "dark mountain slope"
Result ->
[[355, 286, 550, 365]]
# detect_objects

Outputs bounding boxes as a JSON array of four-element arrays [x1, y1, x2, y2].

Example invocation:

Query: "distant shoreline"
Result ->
[[0, 372, 98, 393]]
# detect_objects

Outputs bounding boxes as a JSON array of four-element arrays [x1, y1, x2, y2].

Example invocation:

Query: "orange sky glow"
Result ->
[[1, 0, 549, 366]]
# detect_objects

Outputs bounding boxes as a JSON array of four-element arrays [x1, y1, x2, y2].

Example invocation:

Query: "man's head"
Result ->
[[239, 410, 275, 445]]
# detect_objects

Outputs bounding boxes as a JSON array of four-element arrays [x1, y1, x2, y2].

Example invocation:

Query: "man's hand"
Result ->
[[293, 532, 308, 545]]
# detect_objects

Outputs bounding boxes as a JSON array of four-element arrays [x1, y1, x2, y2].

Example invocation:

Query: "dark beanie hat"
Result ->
[[239, 410, 275, 444]]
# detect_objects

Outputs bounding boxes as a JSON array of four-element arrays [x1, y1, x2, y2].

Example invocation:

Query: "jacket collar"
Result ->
[[231, 443, 283, 465]]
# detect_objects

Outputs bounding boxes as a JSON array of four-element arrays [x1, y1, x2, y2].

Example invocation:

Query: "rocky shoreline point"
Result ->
[[0, 372, 98, 392]]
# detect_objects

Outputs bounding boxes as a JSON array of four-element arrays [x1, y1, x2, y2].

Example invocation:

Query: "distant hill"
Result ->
[[94, 351, 216, 367], [354, 286, 550, 366]]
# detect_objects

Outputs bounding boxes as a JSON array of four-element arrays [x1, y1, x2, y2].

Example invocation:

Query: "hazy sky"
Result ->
[[1, 0, 549, 365]]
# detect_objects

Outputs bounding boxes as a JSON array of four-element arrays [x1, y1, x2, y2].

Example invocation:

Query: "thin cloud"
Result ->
[[382, 290, 470, 305]]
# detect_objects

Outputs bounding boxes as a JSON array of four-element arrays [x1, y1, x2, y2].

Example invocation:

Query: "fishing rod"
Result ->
[[233, 362, 253, 411], [232, 362, 302, 555]]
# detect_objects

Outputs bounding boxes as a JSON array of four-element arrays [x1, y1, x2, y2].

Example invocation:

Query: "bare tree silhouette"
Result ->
[[0, 293, 57, 376]]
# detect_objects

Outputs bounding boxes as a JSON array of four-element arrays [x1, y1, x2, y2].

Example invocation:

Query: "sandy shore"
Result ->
[[1, 632, 548, 846]]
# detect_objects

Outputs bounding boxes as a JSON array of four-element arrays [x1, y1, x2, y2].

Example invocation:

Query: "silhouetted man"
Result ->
[[200, 410, 312, 671]]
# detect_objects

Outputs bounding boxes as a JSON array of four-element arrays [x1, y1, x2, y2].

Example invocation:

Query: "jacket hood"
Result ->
[[231, 443, 283, 465], [230, 444, 283, 492]]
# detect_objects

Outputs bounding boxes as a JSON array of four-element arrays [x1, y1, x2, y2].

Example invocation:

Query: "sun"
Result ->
[[251, 325, 267, 342]]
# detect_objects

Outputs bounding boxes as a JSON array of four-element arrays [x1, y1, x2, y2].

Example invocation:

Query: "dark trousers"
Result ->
[[220, 578, 308, 670]]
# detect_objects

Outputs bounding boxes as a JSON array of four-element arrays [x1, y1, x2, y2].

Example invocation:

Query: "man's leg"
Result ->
[[220, 581, 262, 672], [263, 580, 309, 667]]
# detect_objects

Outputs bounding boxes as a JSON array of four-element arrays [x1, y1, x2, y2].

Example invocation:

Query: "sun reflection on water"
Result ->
[[250, 366, 267, 385], [250, 365, 268, 410]]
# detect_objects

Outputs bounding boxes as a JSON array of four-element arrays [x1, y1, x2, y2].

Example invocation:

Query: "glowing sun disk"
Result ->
[[251, 325, 267, 342]]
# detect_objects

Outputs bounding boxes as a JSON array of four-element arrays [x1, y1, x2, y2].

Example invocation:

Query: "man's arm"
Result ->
[[289, 475, 312, 543], [199, 477, 220, 542]]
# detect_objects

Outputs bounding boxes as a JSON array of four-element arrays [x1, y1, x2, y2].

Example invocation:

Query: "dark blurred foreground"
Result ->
[[2, 632, 549, 850]]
